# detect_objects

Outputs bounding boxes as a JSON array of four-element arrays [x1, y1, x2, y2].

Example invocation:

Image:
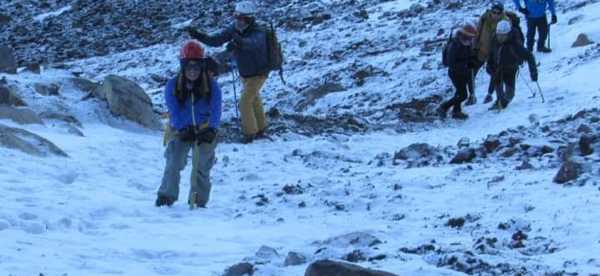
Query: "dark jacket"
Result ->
[[196, 22, 269, 78], [447, 35, 476, 76], [487, 32, 537, 76], [165, 76, 222, 131]]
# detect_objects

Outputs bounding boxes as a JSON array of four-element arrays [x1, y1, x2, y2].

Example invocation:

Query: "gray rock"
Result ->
[[98, 75, 161, 129], [38, 111, 83, 127], [223, 262, 254, 276], [255, 245, 280, 260], [0, 106, 43, 125], [0, 45, 17, 74], [554, 160, 583, 184], [579, 134, 596, 156], [450, 148, 476, 164], [0, 86, 26, 106], [69, 77, 99, 94], [305, 260, 397, 276], [318, 232, 382, 248], [393, 143, 442, 167], [284, 251, 307, 266], [457, 137, 470, 148], [572, 33, 594, 48], [483, 135, 501, 153], [34, 83, 60, 96], [0, 124, 68, 157], [25, 63, 41, 74]]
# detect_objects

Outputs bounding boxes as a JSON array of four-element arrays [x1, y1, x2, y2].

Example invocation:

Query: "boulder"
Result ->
[[0, 86, 26, 106], [572, 33, 594, 48], [450, 148, 476, 164], [554, 160, 583, 184], [0, 45, 17, 74], [0, 124, 68, 157], [34, 83, 60, 96], [255, 245, 280, 260], [98, 75, 161, 129], [305, 260, 397, 276], [0, 106, 43, 125], [284, 251, 307, 266], [579, 134, 596, 156], [222, 262, 254, 276], [69, 77, 99, 94], [38, 111, 83, 127], [393, 143, 443, 167]]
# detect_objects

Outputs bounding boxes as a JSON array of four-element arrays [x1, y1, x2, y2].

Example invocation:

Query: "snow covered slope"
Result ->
[[1, 0, 600, 275]]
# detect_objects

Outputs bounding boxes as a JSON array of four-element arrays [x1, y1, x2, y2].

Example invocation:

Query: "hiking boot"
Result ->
[[188, 193, 206, 209], [242, 134, 255, 144], [155, 195, 175, 207], [488, 101, 504, 111], [436, 106, 448, 119], [483, 94, 493, 104], [452, 111, 469, 120], [465, 95, 477, 106], [537, 47, 552, 53]]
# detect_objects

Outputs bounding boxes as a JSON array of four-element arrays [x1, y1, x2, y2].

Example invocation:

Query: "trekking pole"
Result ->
[[517, 69, 536, 98], [230, 61, 241, 129], [547, 23, 551, 51], [535, 81, 545, 103]]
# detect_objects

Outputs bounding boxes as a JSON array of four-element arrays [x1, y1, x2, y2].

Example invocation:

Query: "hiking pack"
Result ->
[[505, 11, 525, 45], [441, 29, 454, 67], [265, 22, 285, 83]]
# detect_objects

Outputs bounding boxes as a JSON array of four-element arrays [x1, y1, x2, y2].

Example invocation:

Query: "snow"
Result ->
[[2, 0, 600, 275], [33, 6, 72, 22]]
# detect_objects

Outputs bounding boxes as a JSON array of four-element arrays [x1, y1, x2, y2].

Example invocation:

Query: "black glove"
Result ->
[[185, 27, 206, 40], [178, 127, 196, 142], [196, 128, 217, 144], [519, 8, 529, 16], [551, 15, 557, 24], [530, 71, 538, 82]]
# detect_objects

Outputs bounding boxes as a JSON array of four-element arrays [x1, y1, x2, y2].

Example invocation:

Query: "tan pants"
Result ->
[[240, 75, 268, 135]]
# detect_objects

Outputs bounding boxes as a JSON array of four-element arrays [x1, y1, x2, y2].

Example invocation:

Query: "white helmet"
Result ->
[[496, 20, 511, 35], [235, 1, 257, 15]]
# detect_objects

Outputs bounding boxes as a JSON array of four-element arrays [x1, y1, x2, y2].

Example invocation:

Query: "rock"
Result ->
[[0, 13, 10, 26], [0, 124, 68, 157], [223, 262, 254, 276], [568, 15, 584, 25], [284, 251, 307, 266], [483, 135, 501, 153], [457, 137, 470, 148], [578, 124, 592, 133], [393, 143, 442, 167], [572, 33, 594, 48], [25, 63, 41, 74], [34, 83, 60, 96], [318, 232, 382, 248], [295, 81, 344, 111], [282, 184, 304, 195], [450, 148, 476, 164], [343, 249, 367, 263], [98, 75, 161, 129], [305, 260, 397, 276], [554, 160, 583, 184], [579, 134, 595, 156], [0, 45, 17, 74], [0, 106, 43, 125], [38, 111, 83, 127], [70, 77, 99, 93], [446, 217, 466, 228], [255, 245, 279, 260], [0, 86, 26, 106], [515, 159, 534, 170]]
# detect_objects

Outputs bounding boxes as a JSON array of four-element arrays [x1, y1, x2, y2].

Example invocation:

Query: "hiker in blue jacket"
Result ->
[[156, 40, 222, 209], [513, 0, 557, 53]]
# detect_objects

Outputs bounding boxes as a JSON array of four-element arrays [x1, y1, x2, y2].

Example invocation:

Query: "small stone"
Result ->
[[572, 33, 594, 48], [284, 251, 307, 266], [450, 148, 476, 164], [554, 160, 583, 184]]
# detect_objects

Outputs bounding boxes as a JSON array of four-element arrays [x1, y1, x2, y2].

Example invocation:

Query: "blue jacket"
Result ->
[[165, 77, 222, 131], [513, 0, 556, 18], [196, 22, 269, 78]]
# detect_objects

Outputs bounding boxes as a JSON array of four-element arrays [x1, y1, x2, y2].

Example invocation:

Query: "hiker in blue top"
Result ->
[[513, 0, 557, 53], [156, 40, 223, 209]]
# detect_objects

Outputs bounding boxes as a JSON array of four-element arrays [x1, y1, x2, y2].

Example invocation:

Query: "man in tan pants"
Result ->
[[187, 1, 270, 143]]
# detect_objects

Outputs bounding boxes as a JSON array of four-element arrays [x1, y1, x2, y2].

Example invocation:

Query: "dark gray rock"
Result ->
[[579, 134, 595, 156], [255, 245, 279, 260], [572, 33, 594, 48], [0, 124, 68, 157], [393, 143, 442, 167], [305, 260, 397, 276], [450, 148, 476, 164], [98, 75, 161, 129], [0, 86, 26, 106], [284, 251, 307, 266], [0, 45, 17, 74], [483, 135, 501, 153], [318, 232, 382, 248], [38, 111, 83, 127], [0, 106, 43, 125], [223, 262, 254, 276], [34, 83, 60, 96], [554, 160, 583, 184]]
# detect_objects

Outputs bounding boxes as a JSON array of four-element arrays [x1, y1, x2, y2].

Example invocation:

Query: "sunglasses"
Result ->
[[185, 61, 205, 72], [491, 9, 502, 15], [234, 13, 250, 21]]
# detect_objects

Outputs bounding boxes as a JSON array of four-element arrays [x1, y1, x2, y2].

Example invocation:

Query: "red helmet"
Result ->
[[179, 40, 204, 60]]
